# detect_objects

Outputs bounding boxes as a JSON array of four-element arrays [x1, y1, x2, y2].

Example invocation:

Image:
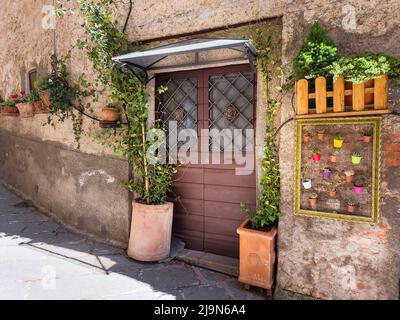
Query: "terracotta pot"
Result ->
[[329, 190, 337, 198], [16, 102, 34, 118], [33, 100, 50, 113], [312, 153, 321, 161], [39, 90, 51, 109], [317, 133, 325, 141], [303, 136, 311, 143], [127, 201, 173, 262], [1, 105, 19, 116], [347, 205, 356, 214], [308, 198, 317, 208], [345, 175, 354, 183], [363, 135, 372, 143], [101, 107, 119, 123], [330, 155, 337, 163], [237, 219, 277, 290]]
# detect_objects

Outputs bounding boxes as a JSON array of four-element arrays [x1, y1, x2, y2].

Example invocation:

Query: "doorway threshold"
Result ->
[[175, 248, 239, 277]]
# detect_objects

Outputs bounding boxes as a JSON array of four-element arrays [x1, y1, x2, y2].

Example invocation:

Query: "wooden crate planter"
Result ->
[[295, 75, 390, 118]]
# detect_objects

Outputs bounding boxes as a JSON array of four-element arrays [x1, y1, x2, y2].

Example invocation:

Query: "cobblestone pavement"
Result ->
[[0, 185, 264, 300]]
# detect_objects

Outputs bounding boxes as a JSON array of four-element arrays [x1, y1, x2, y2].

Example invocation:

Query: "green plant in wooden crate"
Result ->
[[351, 151, 363, 165], [331, 54, 391, 84], [293, 22, 338, 80]]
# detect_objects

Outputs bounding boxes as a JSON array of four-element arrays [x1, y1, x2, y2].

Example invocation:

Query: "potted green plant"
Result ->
[[363, 130, 373, 143], [311, 148, 321, 161], [293, 22, 338, 80], [330, 149, 340, 163], [353, 179, 364, 195], [14, 91, 34, 118], [344, 169, 355, 183], [0, 98, 19, 116], [346, 200, 357, 214], [27, 90, 48, 114], [303, 128, 312, 142], [351, 152, 363, 165], [34, 75, 51, 109], [322, 167, 332, 180], [331, 54, 391, 84], [333, 135, 344, 148], [317, 131, 325, 141], [308, 192, 318, 208], [101, 102, 120, 123]]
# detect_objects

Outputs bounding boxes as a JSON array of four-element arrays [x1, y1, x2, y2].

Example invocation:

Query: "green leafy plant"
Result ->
[[331, 54, 391, 83], [346, 200, 357, 206], [352, 151, 362, 158], [0, 99, 16, 109], [312, 148, 321, 154], [34, 75, 51, 91], [293, 22, 337, 79], [386, 55, 400, 86], [309, 192, 318, 199], [26, 90, 40, 103], [334, 134, 343, 141]]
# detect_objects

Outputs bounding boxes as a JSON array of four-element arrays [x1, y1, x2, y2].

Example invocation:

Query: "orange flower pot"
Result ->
[[308, 198, 317, 208], [330, 155, 337, 163], [363, 135, 372, 143], [127, 201, 173, 262], [1, 105, 19, 116], [16, 102, 34, 118], [303, 136, 311, 143], [39, 90, 51, 109], [329, 191, 337, 197], [33, 100, 50, 113], [317, 133, 325, 141], [237, 219, 277, 290], [347, 205, 356, 214], [101, 107, 119, 123], [345, 175, 353, 183]]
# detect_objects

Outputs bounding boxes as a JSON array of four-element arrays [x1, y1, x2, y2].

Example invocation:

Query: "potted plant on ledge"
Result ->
[[0, 98, 19, 116]]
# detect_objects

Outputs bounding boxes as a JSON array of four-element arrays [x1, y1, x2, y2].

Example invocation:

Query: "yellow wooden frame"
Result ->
[[294, 117, 381, 223]]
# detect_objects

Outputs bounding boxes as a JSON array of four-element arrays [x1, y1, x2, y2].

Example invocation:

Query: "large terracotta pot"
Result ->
[[16, 102, 34, 118], [237, 219, 277, 290], [127, 201, 173, 262], [33, 100, 50, 113]]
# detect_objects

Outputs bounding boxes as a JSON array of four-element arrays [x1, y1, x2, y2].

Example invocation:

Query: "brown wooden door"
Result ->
[[156, 65, 256, 258]]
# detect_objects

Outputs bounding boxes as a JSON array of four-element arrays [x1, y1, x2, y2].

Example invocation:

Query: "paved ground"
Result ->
[[0, 185, 264, 300]]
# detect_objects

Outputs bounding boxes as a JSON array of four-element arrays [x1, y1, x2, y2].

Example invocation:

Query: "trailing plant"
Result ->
[[55, 0, 176, 204], [293, 22, 337, 80], [240, 27, 282, 230], [331, 54, 391, 83]]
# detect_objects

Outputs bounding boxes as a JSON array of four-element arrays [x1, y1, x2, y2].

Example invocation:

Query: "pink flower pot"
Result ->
[[353, 185, 364, 195], [312, 153, 321, 161]]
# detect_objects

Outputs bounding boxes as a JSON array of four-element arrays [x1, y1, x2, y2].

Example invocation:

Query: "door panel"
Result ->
[[156, 65, 256, 258]]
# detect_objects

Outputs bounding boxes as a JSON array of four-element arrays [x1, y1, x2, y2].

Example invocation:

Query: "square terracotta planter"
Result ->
[[237, 219, 277, 290]]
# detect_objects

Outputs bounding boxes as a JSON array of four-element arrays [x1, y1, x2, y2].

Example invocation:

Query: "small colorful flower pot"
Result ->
[[302, 179, 312, 189], [352, 155, 362, 165], [330, 155, 337, 163], [303, 136, 311, 143], [322, 170, 332, 180], [333, 138, 344, 148], [312, 153, 321, 161], [353, 185, 364, 194], [363, 135, 372, 143], [317, 133, 325, 141], [329, 190, 337, 198], [308, 198, 317, 208], [345, 175, 354, 183]]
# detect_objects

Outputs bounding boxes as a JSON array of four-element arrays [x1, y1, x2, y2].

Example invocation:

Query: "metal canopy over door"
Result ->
[[156, 65, 256, 258]]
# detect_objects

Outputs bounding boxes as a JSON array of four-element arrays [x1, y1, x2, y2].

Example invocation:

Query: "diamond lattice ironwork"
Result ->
[[208, 71, 255, 151], [158, 77, 198, 149]]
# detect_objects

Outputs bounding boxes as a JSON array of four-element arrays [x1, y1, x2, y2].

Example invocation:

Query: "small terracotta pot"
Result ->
[[16, 102, 34, 118], [317, 133, 325, 141], [345, 175, 354, 183], [1, 105, 19, 116], [237, 219, 277, 290], [101, 107, 119, 123], [303, 136, 311, 143], [127, 201, 173, 262], [330, 155, 337, 163], [308, 198, 317, 208], [329, 191, 337, 198], [347, 205, 356, 213], [312, 153, 321, 161], [363, 135, 372, 143]]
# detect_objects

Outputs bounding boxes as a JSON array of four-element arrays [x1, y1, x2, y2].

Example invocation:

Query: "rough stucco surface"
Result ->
[[0, 0, 399, 299]]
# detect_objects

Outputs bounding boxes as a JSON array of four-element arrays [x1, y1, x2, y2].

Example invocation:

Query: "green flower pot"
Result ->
[[351, 155, 362, 164]]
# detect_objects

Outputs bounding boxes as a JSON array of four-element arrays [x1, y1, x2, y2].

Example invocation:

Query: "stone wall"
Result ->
[[0, 0, 399, 299]]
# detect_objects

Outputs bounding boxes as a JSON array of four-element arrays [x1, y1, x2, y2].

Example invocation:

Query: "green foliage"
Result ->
[[386, 55, 400, 86], [34, 75, 51, 91], [331, 54, 391, 83], [73, 0, 175, 204], [26, 90, 40, 103], [240, 27, 282, 230], [293, 22, 337, 80], [0, 99, 16, 108]]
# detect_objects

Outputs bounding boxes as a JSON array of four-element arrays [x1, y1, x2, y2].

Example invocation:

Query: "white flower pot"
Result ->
[[302, 179, 312, 189]]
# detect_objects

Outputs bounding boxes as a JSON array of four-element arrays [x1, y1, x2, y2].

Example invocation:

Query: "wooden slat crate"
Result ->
[[295, 74, 390, 118]]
